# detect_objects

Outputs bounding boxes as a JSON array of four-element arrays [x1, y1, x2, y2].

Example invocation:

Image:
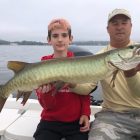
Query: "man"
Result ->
[[88, 9, 140, 140]]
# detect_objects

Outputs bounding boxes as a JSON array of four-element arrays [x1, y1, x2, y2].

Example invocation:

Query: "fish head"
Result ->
[[109, 44, 140, 70]]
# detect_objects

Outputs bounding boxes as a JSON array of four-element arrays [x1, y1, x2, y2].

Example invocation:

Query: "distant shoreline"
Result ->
[[0, 39, 109, 46]]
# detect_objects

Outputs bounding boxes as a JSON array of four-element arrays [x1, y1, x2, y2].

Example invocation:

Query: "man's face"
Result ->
[[48, 28, 73, 52], [107, 15, 132, 42]]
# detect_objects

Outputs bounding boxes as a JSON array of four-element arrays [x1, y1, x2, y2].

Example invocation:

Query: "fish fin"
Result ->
[[108, 61, 120, 69], [108, 61, 119, 87], [7, 61, 29, 73], [0, 95, 7, 112], [110, 69, 119, 87], [108, 60, 136, 71], [16, 90, 32, 105]]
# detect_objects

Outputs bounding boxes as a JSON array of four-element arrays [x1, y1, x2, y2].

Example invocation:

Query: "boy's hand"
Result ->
[[79, 115, 90, 132], [16, 82, 76, 105], [16, 84, 52, 105], [36, 84, 52, 94]]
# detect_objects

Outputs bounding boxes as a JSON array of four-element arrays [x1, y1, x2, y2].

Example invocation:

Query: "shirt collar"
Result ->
[[107, 40, 134, 51]]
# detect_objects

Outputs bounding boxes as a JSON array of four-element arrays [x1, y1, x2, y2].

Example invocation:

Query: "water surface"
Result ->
[[0, 45, 104, 100]]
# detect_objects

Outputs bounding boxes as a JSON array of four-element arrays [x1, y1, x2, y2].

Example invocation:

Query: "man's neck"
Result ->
[[110, 40, 130, 48]]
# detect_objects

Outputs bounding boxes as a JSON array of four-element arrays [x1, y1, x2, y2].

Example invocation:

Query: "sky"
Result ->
[[0, 0, 139, 42]]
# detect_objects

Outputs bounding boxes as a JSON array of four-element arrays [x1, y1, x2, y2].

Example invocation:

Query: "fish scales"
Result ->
[[0, 44, 140, 98]]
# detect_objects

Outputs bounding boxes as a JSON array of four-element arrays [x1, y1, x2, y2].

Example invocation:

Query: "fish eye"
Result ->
[[129, 45, 134, 49]]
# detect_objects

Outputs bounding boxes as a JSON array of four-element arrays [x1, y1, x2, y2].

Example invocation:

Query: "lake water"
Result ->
[[0, 45, 104, 100]]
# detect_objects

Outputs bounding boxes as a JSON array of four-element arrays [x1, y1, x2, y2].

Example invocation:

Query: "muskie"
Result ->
[[0, 44, 140, 99]]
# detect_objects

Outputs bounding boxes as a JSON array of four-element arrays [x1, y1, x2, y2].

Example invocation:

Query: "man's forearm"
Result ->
[[124, 72, 140, 97], [70, 83, 97, 95]]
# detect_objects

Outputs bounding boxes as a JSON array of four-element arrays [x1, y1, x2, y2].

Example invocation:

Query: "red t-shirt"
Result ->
[[36, 51, 90, 122]]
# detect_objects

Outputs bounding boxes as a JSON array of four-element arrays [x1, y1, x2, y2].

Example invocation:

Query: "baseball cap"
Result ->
[[108, 9, 131, 23], [48, 18, 71, 31]]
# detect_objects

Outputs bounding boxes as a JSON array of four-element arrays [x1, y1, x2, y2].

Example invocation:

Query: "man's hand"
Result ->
[[135, 63, 140, 71], [124, 63, 140, 77], [79, 115, 90, 132]]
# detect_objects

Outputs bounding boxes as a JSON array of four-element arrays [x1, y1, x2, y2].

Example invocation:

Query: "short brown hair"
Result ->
[[48, 19, 71, 39]]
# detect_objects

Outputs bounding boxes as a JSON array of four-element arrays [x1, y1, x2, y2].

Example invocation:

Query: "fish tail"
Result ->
[[0, 85, 8, 99]]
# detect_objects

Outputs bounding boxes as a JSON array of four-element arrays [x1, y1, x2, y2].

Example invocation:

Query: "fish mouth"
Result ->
[[135, 47, 140, 55]]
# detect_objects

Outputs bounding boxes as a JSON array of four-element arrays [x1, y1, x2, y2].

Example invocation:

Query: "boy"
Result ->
[[33, 19, 91, 140]]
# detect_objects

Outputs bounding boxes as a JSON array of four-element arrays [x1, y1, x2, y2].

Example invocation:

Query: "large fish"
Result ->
[[0, 44, 140, 99]]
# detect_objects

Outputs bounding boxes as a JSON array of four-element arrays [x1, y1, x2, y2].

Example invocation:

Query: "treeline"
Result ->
[[0, 39, 109, 46], [0, 39, 47, 45], [0, 39, 10, 45], [13, 40, 47, 45], [72, 41, 109, 46]]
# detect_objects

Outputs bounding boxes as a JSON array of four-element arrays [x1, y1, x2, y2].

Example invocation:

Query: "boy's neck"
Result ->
[[53, 51, 68, 58]]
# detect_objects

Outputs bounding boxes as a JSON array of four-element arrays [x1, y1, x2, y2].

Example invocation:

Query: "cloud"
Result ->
[[0, 0, 139, 41]]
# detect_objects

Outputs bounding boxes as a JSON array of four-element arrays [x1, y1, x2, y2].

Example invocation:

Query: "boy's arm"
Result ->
[[79, 115, 90, 132], [79, 95, 91, 132]]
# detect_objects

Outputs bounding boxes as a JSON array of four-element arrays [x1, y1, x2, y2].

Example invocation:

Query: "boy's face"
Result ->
[[48, 28, 73, 52]]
